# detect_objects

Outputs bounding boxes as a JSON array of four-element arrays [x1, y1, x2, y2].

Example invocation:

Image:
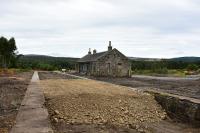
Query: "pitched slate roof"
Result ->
[[78, 51, 108, 63]]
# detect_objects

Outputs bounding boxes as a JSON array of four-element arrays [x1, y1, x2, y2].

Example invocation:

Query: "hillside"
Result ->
[[18, 55, 79, 70], [129, 56, 200, 62], [128, 57, 161, 61], [170, 57, 200, 62], [23, 54, 79, 62]]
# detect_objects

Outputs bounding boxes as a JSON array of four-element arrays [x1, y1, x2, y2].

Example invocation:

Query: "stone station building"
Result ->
[[76, 41, 131, 77]]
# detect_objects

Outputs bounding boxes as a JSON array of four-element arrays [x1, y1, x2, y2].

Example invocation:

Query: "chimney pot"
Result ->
[[108, 41, 112, 51], [88, 48, 91, 55], [93, 49, 97, 54]]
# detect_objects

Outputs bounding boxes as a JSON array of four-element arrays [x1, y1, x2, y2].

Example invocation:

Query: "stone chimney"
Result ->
[[88, 48, 91, 55], [108, 41, 112, 51], [93, 49, 97, 54]]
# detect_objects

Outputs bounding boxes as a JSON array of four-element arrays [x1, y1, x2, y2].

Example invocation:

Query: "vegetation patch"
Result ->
[[131, 60, 200, 77]]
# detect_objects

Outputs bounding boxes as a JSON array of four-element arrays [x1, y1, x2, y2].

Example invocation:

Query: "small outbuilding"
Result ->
[[76, 41, 131, 77]]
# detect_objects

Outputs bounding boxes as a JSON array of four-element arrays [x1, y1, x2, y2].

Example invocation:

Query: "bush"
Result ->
[[152, 67, 168, 74], [38, 63, 55, 71], [187, 64, 199, 71]]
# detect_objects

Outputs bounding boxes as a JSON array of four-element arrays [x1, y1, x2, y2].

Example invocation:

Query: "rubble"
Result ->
[[41, 78, 166, 132]]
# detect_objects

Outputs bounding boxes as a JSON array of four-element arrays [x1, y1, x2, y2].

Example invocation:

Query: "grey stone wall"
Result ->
[[91, 50, 131, 77], [150, 92, 200, 127]]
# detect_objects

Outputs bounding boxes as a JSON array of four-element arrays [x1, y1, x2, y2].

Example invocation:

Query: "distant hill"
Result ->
[[22, 55, 200, 63], [24, 54, 52, 58], [128, 57, 161, 61], [18, 54, 80, 70], [21, 54, 79, 62], [170, 57, 200, 62], [129, 56, 200, 62]]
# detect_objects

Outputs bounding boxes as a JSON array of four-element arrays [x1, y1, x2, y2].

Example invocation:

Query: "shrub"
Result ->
[[187, 64, 198, 71], [152, 67, 168, 74]]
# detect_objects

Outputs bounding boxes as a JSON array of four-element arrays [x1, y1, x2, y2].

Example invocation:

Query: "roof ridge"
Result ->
[[78, 51, 108, 62]]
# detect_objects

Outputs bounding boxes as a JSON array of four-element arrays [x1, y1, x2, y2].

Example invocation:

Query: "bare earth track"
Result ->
[[88, 76, 200, 99], [0, 72, 33, 133]]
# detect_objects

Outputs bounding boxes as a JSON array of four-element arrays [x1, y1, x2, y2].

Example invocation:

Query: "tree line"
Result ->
[[17, 55, 78, 71], [1, 36, 200, 72], [131, 60, 200, 73], [0, 37, 20, 68]]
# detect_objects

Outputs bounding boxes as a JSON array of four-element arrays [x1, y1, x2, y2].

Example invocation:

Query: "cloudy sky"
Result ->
[[1, 0, 200, 58]]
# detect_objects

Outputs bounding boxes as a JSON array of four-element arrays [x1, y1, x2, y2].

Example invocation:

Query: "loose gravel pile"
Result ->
[[41, 79, 166, 132]]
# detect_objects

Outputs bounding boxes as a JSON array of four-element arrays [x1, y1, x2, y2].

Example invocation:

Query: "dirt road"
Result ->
[[132, 75, 200, 81], [88, 76, 200, 99]]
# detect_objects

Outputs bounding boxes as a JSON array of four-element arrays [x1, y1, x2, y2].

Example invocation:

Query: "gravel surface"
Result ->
[[40, 78, 166, 133], [88, 76, 200, 99], [39, 71, 77, 80], [0, 72, 33, 133]]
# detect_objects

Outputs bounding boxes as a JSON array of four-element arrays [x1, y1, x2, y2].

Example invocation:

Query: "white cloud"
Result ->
[[0, 0, 200, 58]]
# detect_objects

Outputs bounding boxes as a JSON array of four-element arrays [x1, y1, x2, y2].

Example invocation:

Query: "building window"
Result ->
[[108, 63, 111, 73], [93, 64, 96, 72]]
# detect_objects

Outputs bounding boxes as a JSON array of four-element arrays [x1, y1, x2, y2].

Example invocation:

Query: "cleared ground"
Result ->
[[0, 72, 33, 133], [39, 71, 78, 80], [39, 72, 168, 133], [88, 76, 200, 99]]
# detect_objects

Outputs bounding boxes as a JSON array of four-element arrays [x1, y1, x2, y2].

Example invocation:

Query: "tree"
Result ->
[[0, 37, 8, 68], [187, 64, 199, 71], [0, 37, 17, 68]]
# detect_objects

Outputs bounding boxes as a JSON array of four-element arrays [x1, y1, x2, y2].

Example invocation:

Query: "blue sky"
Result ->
[[1, 0, 200, 58]]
